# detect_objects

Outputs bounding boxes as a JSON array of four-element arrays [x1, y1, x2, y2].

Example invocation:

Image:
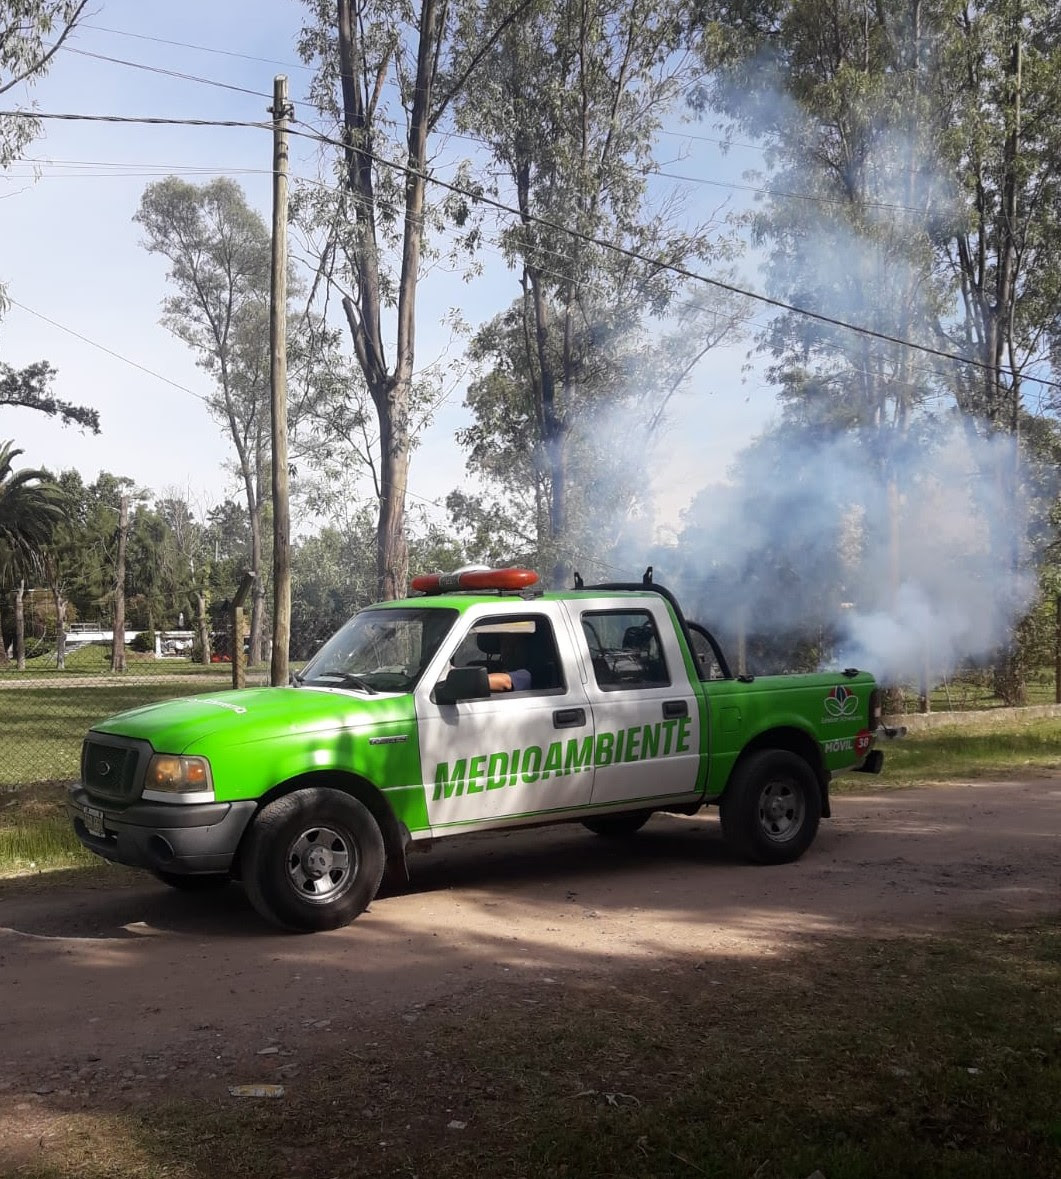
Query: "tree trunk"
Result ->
[[52, 587, 67, 670], [335, 0, 440, 601], [376, 378, 410, 600], [14, 580, 25, 671], [249, 501, 265, 663], [111, 494, 128, 672], [193, 588, 211, 665]]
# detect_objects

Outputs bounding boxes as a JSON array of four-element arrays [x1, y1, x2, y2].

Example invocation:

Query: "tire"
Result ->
[[582, 811, 653, 837], [153, 870, 231, 892], [242, 788, 386, 933], [719, 750, 821, 865]]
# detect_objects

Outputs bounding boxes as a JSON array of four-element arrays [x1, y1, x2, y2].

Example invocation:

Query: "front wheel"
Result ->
[[242, 788, 386, 932], [719, 750, 821, 865]]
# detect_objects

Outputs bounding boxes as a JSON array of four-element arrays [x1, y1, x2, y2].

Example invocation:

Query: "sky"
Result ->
[[0, 1, 779, 547]]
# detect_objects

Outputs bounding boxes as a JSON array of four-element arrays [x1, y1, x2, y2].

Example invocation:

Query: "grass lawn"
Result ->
[[842, 716, 1061, 790], [911, 672, 1059, 712], [1, 682, 231, 790], [0, 644, 240, 678], [11, 922, 1061, 1179]]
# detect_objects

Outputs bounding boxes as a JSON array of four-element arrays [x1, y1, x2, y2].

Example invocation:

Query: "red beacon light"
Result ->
[[410, 567, 540, 595]]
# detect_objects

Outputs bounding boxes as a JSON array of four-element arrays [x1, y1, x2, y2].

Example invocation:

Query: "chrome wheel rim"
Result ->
[[285, 825, 357, 904], [757, 779, 805, 844]]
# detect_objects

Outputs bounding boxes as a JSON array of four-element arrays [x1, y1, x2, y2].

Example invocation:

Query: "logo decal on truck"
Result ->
[[823, 685, 859, 721], [822, 729, 873, 756]]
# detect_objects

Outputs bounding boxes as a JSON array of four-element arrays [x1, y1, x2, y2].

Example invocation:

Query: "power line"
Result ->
[[0, 110, 273, 130], [287, 120, 1061, 395], [80, 22, 316, 74], [79, 20, 753, 174], [657, 126, 767, 153], [7, 298, 213, 406], [4, 107, 1058, 395], [6, 161, 272, 180], [49, 32, 938, 222], [651, 167, 933, 217], [58, 45, 276, 100], [43, 28, 947, 224]]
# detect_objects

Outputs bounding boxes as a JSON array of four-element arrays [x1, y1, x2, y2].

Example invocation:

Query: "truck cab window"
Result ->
[[581, 610, 670, 691], [450, 615, 564, 694]]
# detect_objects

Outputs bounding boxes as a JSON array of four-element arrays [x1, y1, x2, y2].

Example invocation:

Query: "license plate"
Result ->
[[82, 805, 107, 838]]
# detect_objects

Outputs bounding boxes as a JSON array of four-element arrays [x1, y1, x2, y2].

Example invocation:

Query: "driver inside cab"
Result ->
[[487, 632, 532, 693]]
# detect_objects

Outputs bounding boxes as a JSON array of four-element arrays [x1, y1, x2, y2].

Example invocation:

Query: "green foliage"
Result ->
[[0, 361, 99, 432], [135, 176, 281, 658], [689, 0, 1061, 694], [0, 2, 89, 168], [295, 0, 489, 598], [289, 516, 376, 659], [0, 439, 65, 555], [697, 0, 1061, 429], [128, 629, 155, 654], [451, 0, 745, 581]]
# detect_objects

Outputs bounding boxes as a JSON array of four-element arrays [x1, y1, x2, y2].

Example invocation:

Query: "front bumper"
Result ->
[[68, 785, 257, 875]]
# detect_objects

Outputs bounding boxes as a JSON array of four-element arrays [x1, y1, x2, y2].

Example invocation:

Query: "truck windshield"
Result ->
[[299, 608, 457, 694]]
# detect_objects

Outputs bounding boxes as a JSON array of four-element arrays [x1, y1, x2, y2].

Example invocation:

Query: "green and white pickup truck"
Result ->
[[69, 568, 891, 932]]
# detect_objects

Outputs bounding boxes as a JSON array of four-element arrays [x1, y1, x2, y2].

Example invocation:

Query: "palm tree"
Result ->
[[0, 440, 63, 551], [0, 440, 65, 664]]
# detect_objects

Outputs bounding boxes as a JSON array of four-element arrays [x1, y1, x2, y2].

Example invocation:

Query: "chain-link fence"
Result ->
[[7, 637, 1061, 791], [3, 645, 268, 789]]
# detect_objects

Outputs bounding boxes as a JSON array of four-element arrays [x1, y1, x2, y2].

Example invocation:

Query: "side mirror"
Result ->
[[434, 666, 490, 705]]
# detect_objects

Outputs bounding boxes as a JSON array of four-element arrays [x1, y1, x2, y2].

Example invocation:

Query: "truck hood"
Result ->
[[90, 686, 409, 755]]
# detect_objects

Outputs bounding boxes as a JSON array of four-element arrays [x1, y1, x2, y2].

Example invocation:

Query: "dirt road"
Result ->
[[1, 777, 1059, 1107]]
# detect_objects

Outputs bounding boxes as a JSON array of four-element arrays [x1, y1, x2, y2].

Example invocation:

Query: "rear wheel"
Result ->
[[242, 788, 385, 932], [582, 810, 653, 837], [719, 750, 821, 864]]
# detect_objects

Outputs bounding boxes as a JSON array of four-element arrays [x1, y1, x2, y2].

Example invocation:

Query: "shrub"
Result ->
[[129, 629, 156, 654]]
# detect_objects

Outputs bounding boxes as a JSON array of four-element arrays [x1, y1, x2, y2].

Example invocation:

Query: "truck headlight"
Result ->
[[144, 754, 214, 799]]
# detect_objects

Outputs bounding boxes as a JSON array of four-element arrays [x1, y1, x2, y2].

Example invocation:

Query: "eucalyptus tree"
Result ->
[[692, 0, 955, 442], [0, 360, 99, 432], [694, 0, 1061, 443], [136, 178, 274, 664], [448, 290, 742, 576], [692, 0, 1061, 702], [0, 1, 89, 166], [1, 2, 97, 427], [452, 0, 744, 583], [295, 0, 534, 600]]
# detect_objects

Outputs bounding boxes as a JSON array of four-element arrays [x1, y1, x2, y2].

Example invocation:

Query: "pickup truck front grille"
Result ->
[[81, 737, 149, 804]]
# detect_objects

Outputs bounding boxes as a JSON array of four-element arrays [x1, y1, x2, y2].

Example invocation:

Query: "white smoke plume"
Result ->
[[643, 418, 1037, 684]]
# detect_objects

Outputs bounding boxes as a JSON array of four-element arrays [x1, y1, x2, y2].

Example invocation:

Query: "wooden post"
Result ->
[[1055, 593, 1060, 706], [232, 571, 257, 690], [111, 494, 129, 672], [269, 74, 292, 688]]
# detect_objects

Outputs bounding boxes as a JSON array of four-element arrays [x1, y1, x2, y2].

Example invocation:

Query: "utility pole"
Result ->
[[269, 74, 292, 687]]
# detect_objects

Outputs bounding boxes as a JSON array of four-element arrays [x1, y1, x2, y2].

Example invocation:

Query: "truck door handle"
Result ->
[[553, 708, 586, 728], [662, 700, 688, 719]]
